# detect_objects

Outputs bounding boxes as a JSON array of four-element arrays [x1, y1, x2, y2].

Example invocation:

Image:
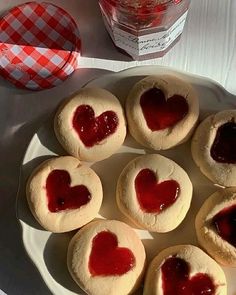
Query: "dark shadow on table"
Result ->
[[73, 0, 132, 61]]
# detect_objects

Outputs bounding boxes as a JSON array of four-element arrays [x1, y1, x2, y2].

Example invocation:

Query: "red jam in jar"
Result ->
[[98, 0, 190, 60]]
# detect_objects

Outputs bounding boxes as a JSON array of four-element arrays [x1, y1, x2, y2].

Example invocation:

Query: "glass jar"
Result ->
[[99, 0, 190, 60]]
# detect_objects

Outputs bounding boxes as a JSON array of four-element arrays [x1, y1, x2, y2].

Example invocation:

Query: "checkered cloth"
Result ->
[[0, 2, 81, 90]]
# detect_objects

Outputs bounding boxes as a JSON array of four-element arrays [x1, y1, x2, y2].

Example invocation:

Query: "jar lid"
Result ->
[[0, 2, 81, 90]]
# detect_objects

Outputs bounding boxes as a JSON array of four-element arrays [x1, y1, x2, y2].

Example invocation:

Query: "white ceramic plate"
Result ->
[[16, 66, 236, 295]]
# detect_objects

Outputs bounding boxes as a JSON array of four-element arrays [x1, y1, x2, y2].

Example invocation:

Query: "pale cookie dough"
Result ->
[[67, 219, 146, 295], [143, 245, 227, 295], [116, 154, 193, 233], [26, 156, 103, 233], [126, 75, 199, 150], [191, 110, 236, 187], [54, 88, 126, 162], [196, 188, 236, 267]]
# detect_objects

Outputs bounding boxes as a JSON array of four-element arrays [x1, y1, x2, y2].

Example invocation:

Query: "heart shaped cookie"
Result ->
[[191, 110, 236, 186], [162, 256, 215, 294], [210, 121, 236, 164], [213, 204, 236, 248], [67, 220, 146, 295], [54, 88, 126, 162], [140, 88, 189, 131], [46, 169, 91, 212], [72, 105, 118, 148], [143, 245, 227, 295], [116, 154, 192, 232], [196, 188, 236, 267], [89, 231, 135, 276], [135, 168, 180, 213], [126, 75, 199, 150], [26, 156, 103, 233]]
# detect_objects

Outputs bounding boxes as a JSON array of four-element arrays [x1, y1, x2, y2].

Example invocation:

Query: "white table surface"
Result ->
[[0, 0, 236, 294]]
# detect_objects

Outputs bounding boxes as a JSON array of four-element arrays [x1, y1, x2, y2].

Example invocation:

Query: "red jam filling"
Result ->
[[140, 88, 189, 131], [131, 1, 168, 27], [212, 204, 236, 247], [135, 169, 180, 213], [210, 122, 236, 164], [46, 170, 91, 213], [102, 0, 183, 28], [89, 231, 135, 276], [162, 256, 216, 295], [72, 105, 118, 147]]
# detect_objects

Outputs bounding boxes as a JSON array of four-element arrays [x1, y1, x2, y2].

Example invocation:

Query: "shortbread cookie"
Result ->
[[54, 88, 126, 162], [196, 188, 236, 267], [116, 154, 193, 232], [26, 156, 103, 233], [191, 110, 236, 186], [126, 75, 199, 150], [143, 245, 227, 295], [67, 220, 146, 295]]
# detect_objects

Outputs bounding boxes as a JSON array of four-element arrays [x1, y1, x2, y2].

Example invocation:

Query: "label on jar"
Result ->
[[113, 10, 188, 56]]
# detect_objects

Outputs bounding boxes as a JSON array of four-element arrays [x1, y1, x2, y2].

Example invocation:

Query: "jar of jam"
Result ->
[[99, 0, 190, 60]]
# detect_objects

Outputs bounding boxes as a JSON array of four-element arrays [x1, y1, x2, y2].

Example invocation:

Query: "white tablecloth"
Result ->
[[0, 0, 235, 294]]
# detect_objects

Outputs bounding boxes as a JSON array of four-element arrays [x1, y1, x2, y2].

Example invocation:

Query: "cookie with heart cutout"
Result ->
[[67, 219, 146, 295], [125, 75, 199, 150], [143, 244, 227, 295], [26, 156, 103, 233], [195, 188, 236, 267], [191, 110, 236, 187], [116, 154, 193, 232], [54, 88, 126, 162]]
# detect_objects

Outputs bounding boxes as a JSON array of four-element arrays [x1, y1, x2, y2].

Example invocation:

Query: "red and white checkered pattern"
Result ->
[[0, 2, 81, 90]]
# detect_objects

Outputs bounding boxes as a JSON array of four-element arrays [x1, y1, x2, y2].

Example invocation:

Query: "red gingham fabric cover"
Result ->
[[0, 2, 81, 90]]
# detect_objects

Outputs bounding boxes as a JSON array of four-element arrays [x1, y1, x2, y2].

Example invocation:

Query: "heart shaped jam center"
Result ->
[[210, 122, 236, 164], [212, 204, 236, 247], [46, 170, 91, 213], [140, 88, 189, 131], [72, 105, 118, 147], [135, 169, 180, 213], [162, 257, 216, 295], [89, 231, 135, 276]]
